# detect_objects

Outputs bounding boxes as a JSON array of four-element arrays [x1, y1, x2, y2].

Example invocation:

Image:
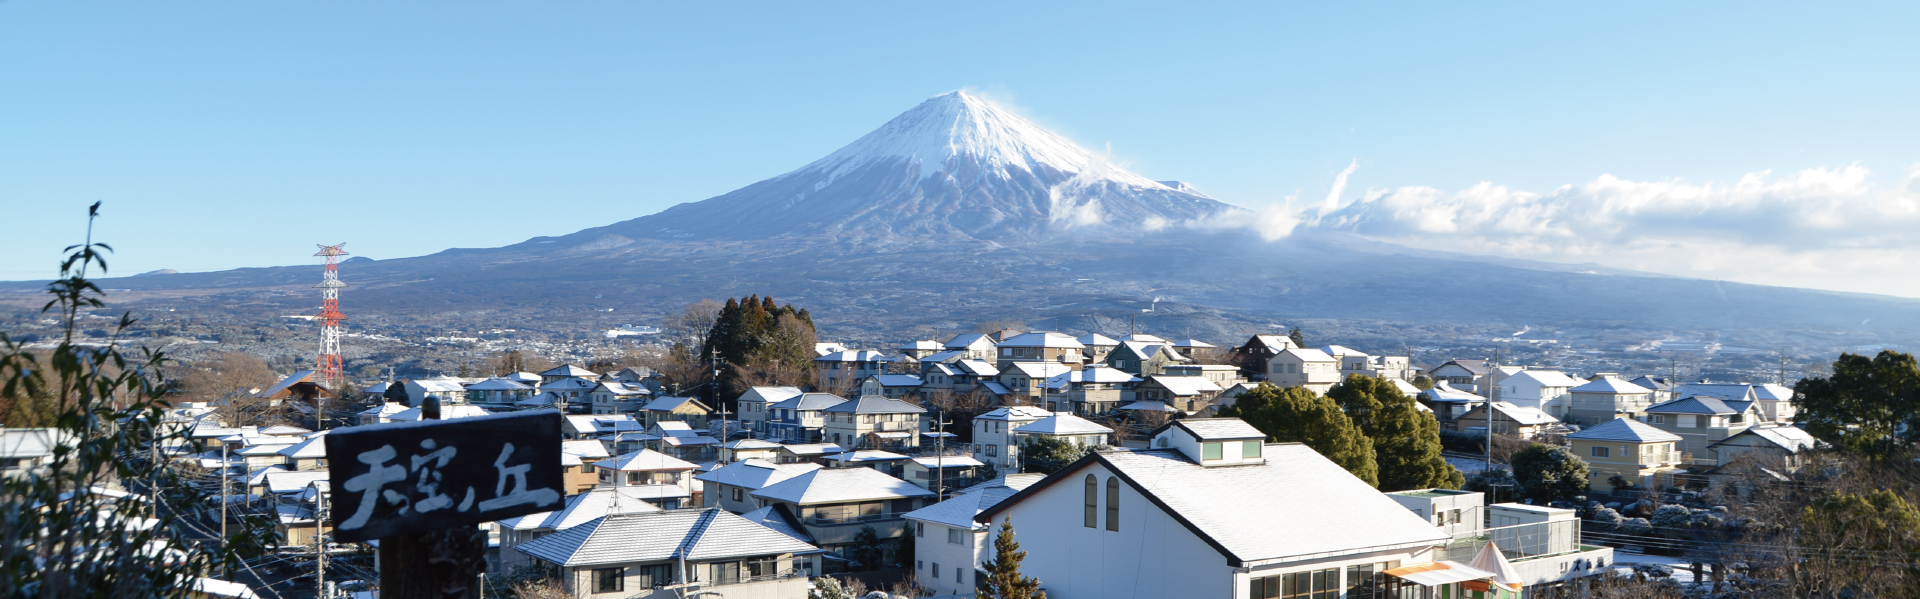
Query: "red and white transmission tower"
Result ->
[[314, 243, 349, 387]]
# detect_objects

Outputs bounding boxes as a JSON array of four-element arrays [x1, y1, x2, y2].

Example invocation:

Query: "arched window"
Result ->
[[1083, 474, 1097, 528], [1105, 477, 1120, 531]]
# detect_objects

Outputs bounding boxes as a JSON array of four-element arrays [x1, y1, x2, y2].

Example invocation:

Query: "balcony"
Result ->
[[805, 511, 903, 526], [1432, 520, 1614, 586]]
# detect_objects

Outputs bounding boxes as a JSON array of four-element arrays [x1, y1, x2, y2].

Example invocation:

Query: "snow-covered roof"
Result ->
[[1166, 418, 1267, 440], [870, 374, 924, 387], [1006, 362, 1072, 379], [977, 406, 1054, 421], [770, 393, 849, 412], [980, 382, 1013, 396], [1571, 377, 1652, 395], [408, 378, 468, 393], [921, 350, 966, 364], [977, 444, 1449, 566], [263, 470, 331, 495], [909, 455, 985, 468], [1276, 347, 1336, 362], [259, 425, 312, 436], [899, 340, 942, 351], [1124, 333, 1168, 343], [539, 365, 599, 378], [1469, 402, 1559, 426], [737, 505, 814, 545], [1503, 370, 1585, 388], [1647, 396, 1748, 415], [561, 440, 611, 460], [592, 381, 650, 396], [465, 378, 533, 391], [998, 332, 1085, 349], [276, 434, 329, 459], [943, 333, 994, 350], [1076, 333, 1120, 347], [724, 438, 784, 450], [821, 395, 925, 415], [565, 414, 644, 434], [1317, 345, 1366, 358], [657, 435, 719, 447], [360, 381, 391, 394], [750, 468, 935, 504], [0, 428, 68, 459], [1567, 418, 1682, 443], [543, 377, 598, 391], [777, 443, 845, 457], [1752, 384, 1794, 401], [1014, 413, 1113, 436], [389, 404, 492, 422], [641, 396, 708, 412], [1118, 400, 1180, 413], [1672, 383, 1758, 402], [498, 486, 663, 531], [255, 372, 314, 399], [739, 386, 805, 405], [514, 508, 818, 568], [1171, 339, 1218, 349], [815, 349, 891, 363], [1145, 375, 1223, 396], [903, 477, 1041, 530], [1627, 375, 1674, 391], [598, 449, 698, 472], [1389, 379, 1423, 396], [694, 459, 821, 490], [956, 360, 1000, 377], [822, 450, 911, 464], [504, 372, 543, 383], [1047, 364, 1141, 386], [1419, 383, 1483, 404], [1709, 425, 1821, 453]]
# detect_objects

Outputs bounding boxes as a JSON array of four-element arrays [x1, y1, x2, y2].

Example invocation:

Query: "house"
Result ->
[[275, 434, 330, 471], [1000, 362, 1072, 404], [748, 468, 936, 566], [385, 403, 492, 422], [898, 340, 944, 360], [814, 350, 892, 391], [1492, 370, 1584, 418], [609, 367, 654, 383], [1419, 383, 1484, 429], [773, 443, 846, 466], [253, 371, 337, 410], [820, 395, 925, 451], [1750, 384, 1797, 423], [588, 382, 651, 415], [543, 377, 602, 411], [1228, 334, 1299, 381], [465, 378, 536, 407], [1169, 339, 1220, 361], [942, 333, 998, 361], [398, 377, 468, 407], [539, 364, 601, 385], [858, 374, 924, 399], [495, 486, 664, 570], [1134, 375, 1224, 413], [1644, 395, 1763, 465], [1430, 360, 1491, 395], [821, 450, 913, 477], [696, 458, 822, 513], [1267, 348, 1340, 395], [359, 381, 392, 403], [1013, 412, 1113, 449], [1076, 333, 1120, 363], [1563, 376, 1653, 427], [562, 414, 644, 447], [1104, 341, 1188, 377], [561, 440, 612, 495], [1, 428, 72, 480], [1160, 364, 1245, 388], [1628, 376, 1676, 403], [995, 332, 1086, 369], [644, 422, 719, 463], [513, 508, 818, 599], [901, 474, 1046, 596], [638, 395, 711, 429], [1386, 490, 1615, 590], [815, 342, 849, 357], [737, 386, 805, 436], [974, 418, 1470, 599], [1045, 364, 1139, 415], [1566, 418, 1685, 494], [1451, 402, 1560, 439], [902, 455, 989, 494], [1705, 425, 1822, 474], [972, 406, 1054, 469], [592, 449, 700, 509], [720, 438, 784, 463]]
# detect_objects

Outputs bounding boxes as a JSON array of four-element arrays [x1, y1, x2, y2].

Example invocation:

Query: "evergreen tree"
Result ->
[[1019, 435, 1104, 475], [1795, 350, 1920, 459], [1509, 443, 1590, 504], [700, 295, 817, 401], [1288, 327, 1307, 348], [1218, 383, 1378, 487], [1330, 375, 1463, 491], [980, 516, 1046, 599]]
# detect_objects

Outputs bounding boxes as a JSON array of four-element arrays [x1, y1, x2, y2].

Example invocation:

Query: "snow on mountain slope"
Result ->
[[566, 91, 1236, 244]]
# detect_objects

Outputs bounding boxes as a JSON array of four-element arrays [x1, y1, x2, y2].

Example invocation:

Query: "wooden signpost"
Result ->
[[325, 409, 564, 599]]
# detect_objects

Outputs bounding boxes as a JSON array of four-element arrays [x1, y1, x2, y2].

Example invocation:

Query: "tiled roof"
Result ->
[[739, 386, 805, 405], [771, 393, 850, 411], [1709, 425, 1821, 453], [1567, 418, 1682, 443], [1647, 395, 1743, 415], [1007, 362, 1072, 379], [737, 505, 814, 544], [1145, 375, 1222, 396], [694, 459, 821, 490], [977, 406, 1053, 421], [1077, 333, 1119, 346], [1570, 377, 1652, 395], [778, 443, 845, 456], [1277, 348, 1336, 362], [872, 374, 924, 387], [1504, 370, 1585, 388], [264, 470, 331, 495], [1420, 383, 1484, 403], [823, 450, 911, 464], [1169, 418, 1266, 440], [498, 486, 663, 531], [600, 449, 698, 472], [815, 349, 892, 363], [1477, 402, 1559, 425], [903, 485, 1026, 529], [255, 372, 313, 398], [977, 445, 1448, 565], [561, 440, 611, 460], [276, 434, 329, 459], [998, 332, 1086, 349], [750, 468, 935, 504], [980, 382, 1013, 396], [1118, 400, 1180, 412], [909, 455, 985, 468], [357, 402, 410, 417], [515, 508, 817, 567], [943, 333, 994, 349], [539, 365, 599, 378], [642, 396, 708, 412], [466, 378, 533, 391], [957, 360, 1001, 377], [1014, 413, 1113, 436], [822, 395, 925, 415], [1672, 383, 1758, 402]]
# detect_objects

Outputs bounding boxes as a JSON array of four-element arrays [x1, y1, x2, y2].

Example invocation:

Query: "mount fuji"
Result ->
[[14, 91, 1920, 356]]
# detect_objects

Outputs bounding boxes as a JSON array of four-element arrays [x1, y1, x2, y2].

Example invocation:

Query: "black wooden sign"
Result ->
[[324, 410, 564, 543]]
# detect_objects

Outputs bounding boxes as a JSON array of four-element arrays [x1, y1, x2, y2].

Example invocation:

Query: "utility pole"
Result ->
[[221, 443, 231, 578], [1486, 348, 1497, 473], [312, 480, 327, 599], [932, 410, 953, 500], [715, 404, 733, 465]]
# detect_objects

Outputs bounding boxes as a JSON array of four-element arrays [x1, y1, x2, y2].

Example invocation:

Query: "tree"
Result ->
[[849, 525, 887, 571], [181, 352, 276, 427], [1509, 443, 1590, 504], [1797, 489, 1920, 597], [1462, 468, 1518, 503], [1794, 350, 1920, 459], [979, 516, 1046, 599], [1330, 375, 1462, 491], [703, 295, 817, 402], [1411, 375, 1435, 391], [1019, 435, 1103, 475], [1218, 383, 1377, 487], [1288, 327, 1306, 348]]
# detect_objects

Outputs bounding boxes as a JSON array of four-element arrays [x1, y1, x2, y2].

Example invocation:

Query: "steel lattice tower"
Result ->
[[314, 243, 349, 387]]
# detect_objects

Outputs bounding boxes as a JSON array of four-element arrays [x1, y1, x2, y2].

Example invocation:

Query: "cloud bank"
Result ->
[[1265, 163, 1920, 298]]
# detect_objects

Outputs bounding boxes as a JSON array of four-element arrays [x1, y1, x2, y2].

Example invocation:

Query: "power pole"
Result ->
[[313, 480, 327, 599], [932, 410, 953, 500], [221, 443, 231, 578], [715, 404, 733, 465]]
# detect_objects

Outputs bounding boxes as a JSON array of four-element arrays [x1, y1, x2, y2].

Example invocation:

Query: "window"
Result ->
[[1437, 510, 1450, 526], [955, 567, 964, 584], [1105, 477, 1120, 531], [635, 564, 671, 588], [732, 487, 743, 502], [1203, 442, 1223, 460], [1448, 509, 1461, 527], [1591, 446, 1610, 458], [592, 568, 624, 593], [1677, 415, 1697, 428], [932, 562, 941, 579], [948, 527, 965, 545], [1083, 474, 1097, 528], [916, 521, 924, 537], [1651, 415, 1665, 424], [1243, 441, 1262, 458]]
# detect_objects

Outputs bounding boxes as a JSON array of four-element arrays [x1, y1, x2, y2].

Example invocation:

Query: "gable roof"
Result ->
[[1567, 418, 1683, 443], [1077, 333, 1120, 347], [770, 393, 850, 411], [1752, 384, 1794, 401], [1275, 348, 1335, 362], [591, 381, 650, 396], [1503, 370, 1585, 388], [1709, 425, 1821, 453], [1434, 359, 1490, 375], [750, 468, 935, 504], [1014, 412, 1114, 436], [977, 406, 1054, 421], [899, 340, 942, 351], [1143, 375, 1223, 396], [695, 459, 822, 490], [821, 395, 925, 415], [1672, 383, 1758, 402], [255, 372, 315, 399], [976, 445, 1448, 566], [998, 332, 1086, 349], [498, 486, 664, 531], [1464, 402, 1559, 426], [467, 378, 534, 391], [815, 349, 891, 363], [777, 443, 845, 457], [641, 395, 710, 412], [539, 365, 599, 378], [1164, 418, 1267, 441], [869, 374, 924, 387], [956, 360, 1000, 377], [1647, 395, 1747, 415], [902, 476, 1042, 529], [1627, 375, 1674, 391], [739, 386, 805, 405], [515, 508, 818, 567], [1420, 383, 1484, 404], [599, 449, 698, 472], [1006, 362, 1073, 379], [1570, 377, 1651, 395], [944, 333, 995, 350], [560, 440, 611, 461], [737, 504, 815, 545]]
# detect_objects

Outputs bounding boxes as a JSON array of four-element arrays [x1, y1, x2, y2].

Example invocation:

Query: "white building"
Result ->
[[1494, 370, 1585, 418], [972, 406, 1054, 469], [1266, 348, 1340, 394], [901, 474, 1046, 596]]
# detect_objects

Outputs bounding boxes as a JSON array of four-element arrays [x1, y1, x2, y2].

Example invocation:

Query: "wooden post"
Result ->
[[378, 395, 483, 599]]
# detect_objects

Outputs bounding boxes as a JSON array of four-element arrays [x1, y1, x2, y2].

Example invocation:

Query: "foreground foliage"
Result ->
[[1221, 383, 1378, 486]]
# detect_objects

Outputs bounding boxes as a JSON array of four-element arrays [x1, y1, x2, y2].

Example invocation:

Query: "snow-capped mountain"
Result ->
[[569, 91, 1234, 244]]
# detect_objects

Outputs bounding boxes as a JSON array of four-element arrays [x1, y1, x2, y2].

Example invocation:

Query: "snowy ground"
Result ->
[[1447, 457, 1491, 473], [1611, 550, 1701, 584]]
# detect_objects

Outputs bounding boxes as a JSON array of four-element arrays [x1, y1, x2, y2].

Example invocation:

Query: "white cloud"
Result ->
[[1276, 163, 1920, 298]]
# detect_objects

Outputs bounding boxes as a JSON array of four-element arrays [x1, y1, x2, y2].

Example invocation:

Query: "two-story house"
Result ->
[[539, 364, 600, 386], [1044, 364, 1140, 415], [1429, 360, 1491, 395], [1013, 412, 1113, 449], [995, 332, 1086, 370], [1451, 401, 1560, 439], [898, 340, 943, 359], [1419, 383, 1485, 432], [857, 374, 924, 399], [737, 386, 804, 436], [974, 418, 1475, 599], [1076, 333, 1120, 363], [1134, 375, 1224, 413], [943, 333, 998, 361], [1750, 383, 1797, 423], [814, 350, 892, 391], [543, 377, 602, 411], [748, 468, 936, 568], [902, 474, 1046, 596], [638, 396, 711, 429], [1493, 370, 1584, 418], [820, 396, 926, 451], [696, 458, 822, 513], [1564, 377, 1653, 427], [1644, 395, 1761, 465], [496, 486, 663, 570], [972, 406, 1054, 469], [1705, 425, 1822, 474], [1266, 348, 1340, 395], [1227, 334, 1299, 381], [766, 393, 849, 443], [1628, 376, 1675, 404], [1001, 362, 1072, 404], [593, 448, 700, 509], [644, 421, 719, 463], [1385, 490, 1615, 589], [1104, 341, 1189, 377], [513, 508, 818, 599], [465, 378, 536, 408], [1566, 418, 1685, 494], [588, 382, 651, 416]]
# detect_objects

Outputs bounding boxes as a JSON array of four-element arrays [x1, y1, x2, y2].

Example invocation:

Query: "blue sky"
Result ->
[[4, 2, 1917, 295]]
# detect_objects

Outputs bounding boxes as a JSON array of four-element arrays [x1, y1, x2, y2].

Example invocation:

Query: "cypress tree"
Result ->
[[980, 516, 1046, 599], [1330, 375, 1463, 492], [1219, 383, 1378, 487]]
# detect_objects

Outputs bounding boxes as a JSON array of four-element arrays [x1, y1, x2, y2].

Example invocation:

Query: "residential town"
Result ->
[[8, 316, 1856, 599]]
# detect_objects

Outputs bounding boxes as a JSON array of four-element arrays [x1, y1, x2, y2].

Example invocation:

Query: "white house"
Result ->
[[495, 486, 664, 570], [737, 386, 805, 436], [695, 458, 822, 513], [1266, 348, 1340, 394], [513, 508, 817, 599], [901, 474, 1047, 596], [974, 418, 1464, 599], [1494, 370, 1585, 418], [972, 406, 1054, 469]]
